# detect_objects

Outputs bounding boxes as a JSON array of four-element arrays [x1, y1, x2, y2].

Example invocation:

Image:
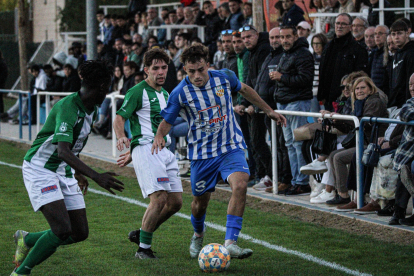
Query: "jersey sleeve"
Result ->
[[223, 69, 242, 92], [116, 88, 143, 120], [160, 89, 182, 125], [52, 106, 77, 144]]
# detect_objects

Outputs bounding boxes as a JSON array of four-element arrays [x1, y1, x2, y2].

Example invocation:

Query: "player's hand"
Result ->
[[381, 141, 390, 149], [378, 137, 385, 145], [266, 110, 287, 127], [234, 105, 244, 116], [74, 173, 89, 195], [246, 106, 255, 115], [117, 137, 130, 151], [93, 172, 124, 195], [151, 135, 165, 154], [117, 151, 132, 167]]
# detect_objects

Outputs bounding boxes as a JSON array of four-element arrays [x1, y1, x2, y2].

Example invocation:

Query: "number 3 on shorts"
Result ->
[[195, 180, 206, 193]]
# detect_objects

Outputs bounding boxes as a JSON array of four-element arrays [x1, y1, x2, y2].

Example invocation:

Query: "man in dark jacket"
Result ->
[[370, 25, 389, 95], [272, 26, 314, 195], [388, 20, 414, 108], [228, 0, 244, 31], [281, 0, 305, 27], [239, 26, 272, 187], [368, 0, 395, 28], [317, 13, 368, 110], [221, 32, 238, 76]]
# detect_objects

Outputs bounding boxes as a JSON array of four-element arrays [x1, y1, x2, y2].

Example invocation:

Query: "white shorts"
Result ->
[[132, 143, 183, 198], [22, 161, 85, 212]]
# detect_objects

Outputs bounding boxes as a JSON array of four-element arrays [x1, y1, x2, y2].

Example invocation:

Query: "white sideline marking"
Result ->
[[1, 161, 371, 276]]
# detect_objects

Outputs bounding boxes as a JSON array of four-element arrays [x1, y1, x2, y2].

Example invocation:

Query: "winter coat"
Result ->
[[62, 71, 81, 92], [222, 52, 238, 77], [317, 32, 368, 106], [388, 41, 414, 108], [370, 47, 388, 95], [281, 4, 305, 27], [0, 58, 8, 89], [253, 46, 283, 111], [368, 0, 395, 28], [229, 10, 244, 31], [202, 10, 223, 45], [274, 37, 314, 105]]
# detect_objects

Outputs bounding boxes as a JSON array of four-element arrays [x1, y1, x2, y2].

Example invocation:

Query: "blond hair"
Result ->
[[351, 76, 378, 110]]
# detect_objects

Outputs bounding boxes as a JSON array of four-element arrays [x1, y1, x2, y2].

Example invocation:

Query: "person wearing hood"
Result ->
[[272, 25, 314, 196], [388, 20, 414, 108], [281, 0, 305, 27], [239, 25, 272, 187], [318, 13, 368, 111]]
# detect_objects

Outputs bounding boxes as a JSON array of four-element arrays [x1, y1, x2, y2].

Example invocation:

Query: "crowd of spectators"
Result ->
[[1, 0, 414, 226]]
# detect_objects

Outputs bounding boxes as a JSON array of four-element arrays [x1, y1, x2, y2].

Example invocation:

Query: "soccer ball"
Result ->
[[198, 243, 231, 273]]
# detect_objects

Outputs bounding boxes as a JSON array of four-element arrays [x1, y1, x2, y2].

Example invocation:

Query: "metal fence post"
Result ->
[[28, 93, 32, 140], [111, 95, 117, 157], [18, 93, 22, 139], [271, 119, 278, 195], [36, 94, 40, 133]]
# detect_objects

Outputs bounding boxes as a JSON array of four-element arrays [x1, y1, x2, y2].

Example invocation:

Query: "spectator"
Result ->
[[147, 35, 159, 48], [169, 10, 178, 24], [43, 64, 63, 93], [242, 2, 253, 26], [128, 0, 147, 17], [147, 8, 163, 27], [112, 38, 126, 68], [326, 76, 388, 207], [352, 16, 368, 48], [123, 41, 133, 63], [390, 73, 414, 225], [177, 68, 186, 82], [97, 10, 105, 42], [191, 3, 201, 18], [388, 20, 414, 108], [370, 25, 389, 94], [71, 42, 85, 66], [239, 25, 272, 188], [161, 7, 170, 19], [213, 40, 225, 69], [173, 33, 189, 71], [368, 0, 394, 28], [297, 21, 312, 50], [318, 13, 368, 111], [182, 6, 196, 25], [130, 42, 144, 69], [272, 26, 314, 195], [310, 33, 328, 118], [121, 61, 137, 96], [310, 0, 325, 34], [218, 2, 232, 31], [338, 0, 355, 13], [322, 0, 340, 40], [111, 15, 130, 44], [228, 0, 244, 31], [365, 26, 376, 52], [281, 0, 305, 27], [274, 1, 285, 27], [103, 14, 114, 45], [132, 33, 143, 44], [353, 0, 369, 13], [199, 1, 223, 62], [176, 7, 185, 24], [62, 62, 81, 93], [134, 71, 145, 85], [221, 30, 238, 76], [0, 49, 8, 113]]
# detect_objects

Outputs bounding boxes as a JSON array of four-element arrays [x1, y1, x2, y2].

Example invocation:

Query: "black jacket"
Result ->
[[368, 0, 395, 28], [370, 47, 388, 95], [197, 10, 223, 45], [222, 52, 238, 77], [389, 41, 414, 108], [121, 74, 136, 95], [254, 46, 283, 110], [163, 60, 178, 93], [62, 71, 81, 92], [274, 38, 314, 105], [0, 58, 8, 89], [281, 4, 305, 27], [318, 32, 368, 106], [242, 32, 272, 107]]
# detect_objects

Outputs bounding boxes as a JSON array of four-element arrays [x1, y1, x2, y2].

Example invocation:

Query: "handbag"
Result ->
[[341, 128, 358, 149], [362, 123, 381, 167], [311, 119, 337, 155], [293, 122, 321, 141]]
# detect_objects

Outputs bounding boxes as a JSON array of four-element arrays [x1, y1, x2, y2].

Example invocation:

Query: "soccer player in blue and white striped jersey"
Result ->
[[152, 44, 286, 259]]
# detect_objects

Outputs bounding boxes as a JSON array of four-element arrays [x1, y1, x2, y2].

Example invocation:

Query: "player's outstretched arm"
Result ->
[[152, 119, 172, 154], [238, 83, 287, 127], [58, 142, 125, 195], [113, 115, 130, 151]]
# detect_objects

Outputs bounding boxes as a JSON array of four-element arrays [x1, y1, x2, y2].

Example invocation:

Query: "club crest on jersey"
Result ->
[[214, 85, 224, 97], [41, 185, 58, 194], [59, 122, 68, 132]]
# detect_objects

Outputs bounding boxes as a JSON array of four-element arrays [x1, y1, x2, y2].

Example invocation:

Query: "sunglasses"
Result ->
[[239, 25, 257, 33], [221, 29, 234, 35], [232, 30, 241, 36]]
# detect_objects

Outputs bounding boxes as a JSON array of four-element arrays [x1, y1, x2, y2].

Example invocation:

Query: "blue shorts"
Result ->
[[190, 148, 250, 196]]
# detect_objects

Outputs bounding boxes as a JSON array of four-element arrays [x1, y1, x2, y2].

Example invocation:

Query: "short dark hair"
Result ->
[[398, 18, 412, 30], [243, 2, 252, 8], [104, 14, 111, 19], [274, 1, 285, 13], [43, 64, 53, 71], [191, 37, 202, 44], [143, 48, 171, 68], [30, 64, 40, 72], [148, 35, 159, 43], [78, 60, 114, 89], [97, 40, 103, 45], [280, 25, 297, 35], [203, 1, 212, 6], [111, 14, 118, 19], [117, 15, 126, 20], [180, 43, 209, 65], [229, 0, 242, 3], [168, 10, 176, 15], [162, 7, 169, 12], [124, 61, 137, 70], [390, 20, 408, 33], [176, 33, 190, 41], [97, 9, 104, 15]]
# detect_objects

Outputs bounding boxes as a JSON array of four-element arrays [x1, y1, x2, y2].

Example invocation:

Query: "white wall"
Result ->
[[32, 0, 65, 42]]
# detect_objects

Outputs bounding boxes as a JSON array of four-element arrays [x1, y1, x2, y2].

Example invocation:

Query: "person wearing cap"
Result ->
[[281, 0, 305, 27], [297, 21, 313, 51]]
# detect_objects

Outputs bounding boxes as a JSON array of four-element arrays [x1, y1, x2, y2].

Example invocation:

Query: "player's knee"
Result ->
[[53, 228, 72, 241], [232, 182, 248, 194], [73, 228, 89, 242], [192, 198, 208, 212], [171, 200, 183, 213], [150, 191, 168, 210]]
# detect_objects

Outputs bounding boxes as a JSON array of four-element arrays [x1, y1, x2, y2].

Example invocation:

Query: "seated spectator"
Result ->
[[111, 15, 130, 44], [281, 0, 305, 27], [147, 35, 159, 48], [103, 14, 114, 45], [242, 2, 253, 26], [62, 62, 81, 92], [134, 71, 145, 85], [368, 0, 394, 28], [297, 21, 312, 50], [42, 64, 63, 92], [182, 6, 196, 25], [130, 42, 144, 69], [169, 9, 178, 24], [177, 68, 187, 82], [326, 77, 388, 208], [352, 16, 368, 48], [213, 39, 225, 69], [199, 1, 223, 62], [128, 0, 147, 18], [309, 0, 324, 33], [147, 8, 164, 42], [191, 3, 201, 18], [365, 26, 376, 53], [161, 7, 169, 19], [274, 1, 285, 27], [97, 10, 105, 41], [218, 2, 231, 30], [123, 41, 133, 63], [321, 0, 340, 40], [228, 0, 244, 31], [139, 12, 150, 43], [190, 37, 202, 46], [338, 0, 355, 13], [121, 61, 137, 96], [173, 33, 189, 71], [176, 7, 185, 24], [132, 33, 143, 44], [71, 42, 85, 67]]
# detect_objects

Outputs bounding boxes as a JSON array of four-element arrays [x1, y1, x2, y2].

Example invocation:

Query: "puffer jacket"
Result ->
[[274, 37, 314, 104], [370, 47, 388, 95], [281, 4, 305, 27]]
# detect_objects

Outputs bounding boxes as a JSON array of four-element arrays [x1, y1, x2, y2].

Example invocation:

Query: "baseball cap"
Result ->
[[297, 21, 311, 30]]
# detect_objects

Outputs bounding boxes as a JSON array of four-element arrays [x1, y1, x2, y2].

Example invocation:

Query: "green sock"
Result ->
[[24, 230, 49, 247], [16, 230, 63, 274], [61, 236, 76, 245], [139, 229, 153, 247]]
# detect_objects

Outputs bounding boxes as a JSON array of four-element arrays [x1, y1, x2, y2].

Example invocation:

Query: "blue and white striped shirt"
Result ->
[[161, 69, 247, 160]]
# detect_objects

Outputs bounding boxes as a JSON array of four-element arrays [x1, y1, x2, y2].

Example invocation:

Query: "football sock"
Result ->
[[15, 230, 64, 274], [225, 214, 243, 242], [24, 230, 49, 247], [139, 229, 153, 249], [191, 213, 206, 236]]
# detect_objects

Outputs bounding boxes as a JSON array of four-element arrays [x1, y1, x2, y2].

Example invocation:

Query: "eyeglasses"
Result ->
[[340, 85, 350, 90], [239, 25, 257, 33], [335, 22, 350, 27], [221, 29, 234, 35]]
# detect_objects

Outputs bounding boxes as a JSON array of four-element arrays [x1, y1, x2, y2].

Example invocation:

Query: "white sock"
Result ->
[[139, 243, 151, 249]]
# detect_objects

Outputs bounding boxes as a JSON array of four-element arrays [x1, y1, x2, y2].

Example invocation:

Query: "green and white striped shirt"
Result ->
[[117, 80, 170, 152], [24, 92, 97, 177]]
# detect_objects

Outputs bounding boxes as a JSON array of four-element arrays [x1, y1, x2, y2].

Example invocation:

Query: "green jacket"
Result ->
[[236, 49, 250, 105]]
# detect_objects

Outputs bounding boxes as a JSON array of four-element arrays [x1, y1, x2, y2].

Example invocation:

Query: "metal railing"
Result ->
[[309, 12, 365, 34], [0, 89, 32, 140], [358, 117, 414, 209], [148, 24, 205, 42], [99, 3, 181, 18], [60, 32, 87, 55], [270, 111, 361, 205]]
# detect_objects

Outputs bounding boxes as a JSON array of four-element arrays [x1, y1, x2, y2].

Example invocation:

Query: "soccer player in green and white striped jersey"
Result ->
[[11, 60, 124, 276], [114, 48, 183, 259]]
